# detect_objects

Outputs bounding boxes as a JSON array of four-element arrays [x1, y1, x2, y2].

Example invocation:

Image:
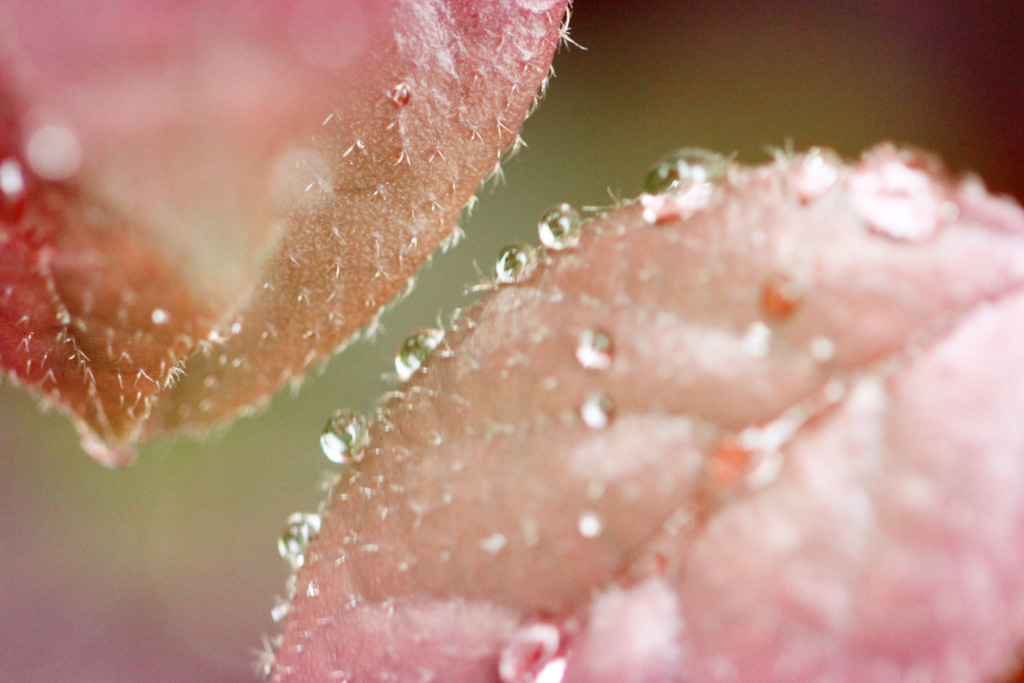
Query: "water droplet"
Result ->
[[390, 81, 412, 106], [643, 148, 729, 195], [26, 125, 82, 180], [760, 274, 803, 318], [496, 244, 536, 284], [580, 392, 613, 429], [321, 409, 370, 464], [0, 158, 25, 197], [278, 512, 321, 570], [395, 327, 444, 380], [808, 335, 836, 363], [794, 147, 841, 203], [538, 203, 581, 250], [56, 309, 70, 326], [499, 622, 562, 683], [575, 329, 613, 370], [480, 533, 508, 554], [306, 580, 320, 598], [150, 308, 170, 325], [578, 511, 603, 538], [741, 321, 771, 358]]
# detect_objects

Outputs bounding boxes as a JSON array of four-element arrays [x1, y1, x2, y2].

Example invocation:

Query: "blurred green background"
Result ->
[[2, 2, 1023, 680]]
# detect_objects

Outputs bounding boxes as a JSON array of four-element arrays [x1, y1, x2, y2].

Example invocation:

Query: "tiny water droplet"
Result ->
[[643, 148, 729, 195], [808, 336, 836, 363], [306, 580, 320, 598], [760, 274, 803, 318], [395, 327, 444, 380], [741, 321, 771, 358], [499, 622, 562, 683], [578, 511, 603, 538], [580, 392, 613, 429], [496, 244, 536, 284], [480, 533, 508, 554], [575, 329, 613, 370], [538, 203, 581, 250], [321, 409, 370, 464], [150, 308, 170, 325], [278, 512, 321, 570], [390, 81, 412, 106], [794, 147, 841, 203], [56, 309, 70, 326]]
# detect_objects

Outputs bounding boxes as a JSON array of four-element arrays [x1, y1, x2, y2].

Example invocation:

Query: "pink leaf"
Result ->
[[0, 0, 569, 465], [274, 147, 1024, 682]]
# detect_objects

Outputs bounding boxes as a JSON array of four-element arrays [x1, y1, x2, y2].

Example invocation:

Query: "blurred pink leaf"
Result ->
[[274, 147, 1024, 682], [0, 0, 569, 465]]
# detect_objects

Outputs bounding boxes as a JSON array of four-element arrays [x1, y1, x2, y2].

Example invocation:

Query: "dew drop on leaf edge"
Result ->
[[395, 328, 445, 381], [495, 244, 536, 284], [538, 203, 582, 250], [278, 512, 322, 570], [321, 409, 370, 464], [643, 147, 730, 196]]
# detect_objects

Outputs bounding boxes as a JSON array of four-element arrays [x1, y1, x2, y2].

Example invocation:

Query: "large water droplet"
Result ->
[[538, 203, 582, 250], [580, 392, 613, 429], [499, 622, 562, 683], [575, 329, 613, 370], [321, 409, 370, 464], [395, 327, 445, 380], [496, 244, 536, 284], [643, 148, 729, 195], [278, 512, 322, 570]]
